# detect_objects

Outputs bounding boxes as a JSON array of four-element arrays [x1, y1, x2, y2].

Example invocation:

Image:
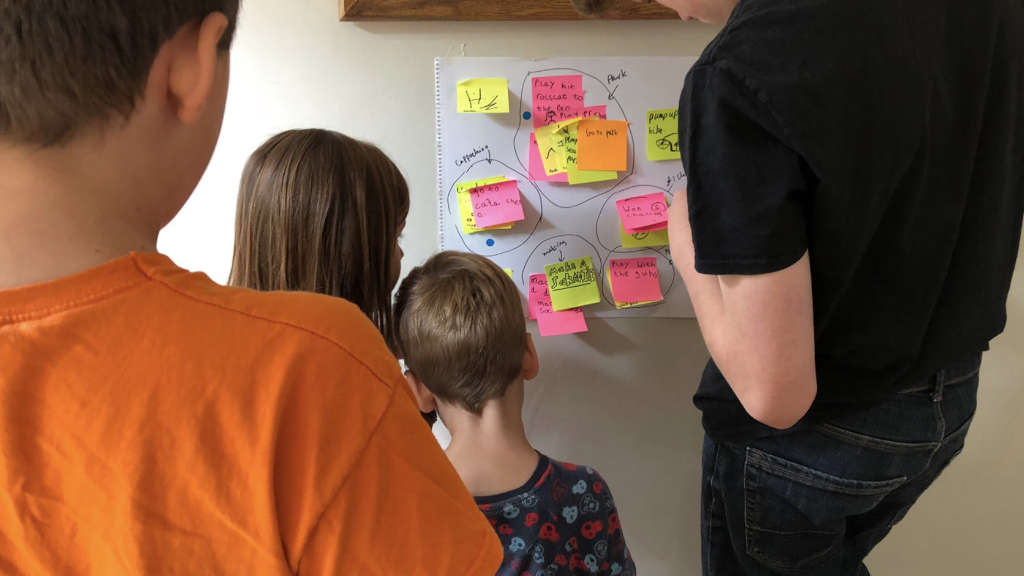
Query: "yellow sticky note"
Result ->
[[647, 108, 681, 161], [545, 256, 601, 311], [620, 223, 669, 248], [504, 268, 515, 280], [457, 78, 510, 114], [457, 176, 513, 234], [536, 118, 581, 176]]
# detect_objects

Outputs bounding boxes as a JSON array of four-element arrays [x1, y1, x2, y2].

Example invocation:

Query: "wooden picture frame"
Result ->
[[339, 0, 677, 21]]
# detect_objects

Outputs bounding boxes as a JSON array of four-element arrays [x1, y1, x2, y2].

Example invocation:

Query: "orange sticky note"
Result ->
[[576, 119, 628, 172]]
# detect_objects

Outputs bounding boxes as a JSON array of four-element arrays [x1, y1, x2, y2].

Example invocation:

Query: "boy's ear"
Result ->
[[160, 12, 230, 125], [404, 371, 439, 415], [522, 333, 540, 381]]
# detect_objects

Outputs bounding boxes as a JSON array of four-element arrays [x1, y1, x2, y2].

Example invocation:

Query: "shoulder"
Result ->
[[134, 253, 400, 387]]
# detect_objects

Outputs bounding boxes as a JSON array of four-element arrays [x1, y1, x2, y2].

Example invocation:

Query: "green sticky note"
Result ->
[[504, 268, 515, 279], [620, 223, 669, 248], [457, 176, 513, 234], [545, 256, 601, 311], [647, 108, 681, 162], [457, 78, 510, 114]]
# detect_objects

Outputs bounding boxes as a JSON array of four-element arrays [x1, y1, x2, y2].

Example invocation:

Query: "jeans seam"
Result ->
[[705, 440, 721, 576]]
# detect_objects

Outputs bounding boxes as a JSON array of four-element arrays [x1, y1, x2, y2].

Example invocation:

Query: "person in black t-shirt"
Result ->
[[574, 0, 1023, 574], [395, 251, 635, 576]]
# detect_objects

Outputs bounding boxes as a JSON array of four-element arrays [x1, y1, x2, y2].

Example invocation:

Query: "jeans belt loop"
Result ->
[[932, 368, 946, 403]]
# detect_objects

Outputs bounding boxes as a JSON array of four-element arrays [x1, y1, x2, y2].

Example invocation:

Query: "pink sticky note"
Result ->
[[582, 105, 607, 120], [532, 75, 584, 129], [529, 274, 588, 336], [616, 193, 669, 233], [537, 308, 588, 337], [609, 257, 664, 304], [530, 133, 569, 183], [470, 180, 525, 228]]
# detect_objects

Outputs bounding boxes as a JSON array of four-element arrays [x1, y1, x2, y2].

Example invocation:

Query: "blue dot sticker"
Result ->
[[486, 238, 496, 247], [522, 111, 532, 121]]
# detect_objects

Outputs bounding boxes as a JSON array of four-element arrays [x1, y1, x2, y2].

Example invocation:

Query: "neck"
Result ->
[[442, 381, 540, 498], [0, 137, 162, 289]]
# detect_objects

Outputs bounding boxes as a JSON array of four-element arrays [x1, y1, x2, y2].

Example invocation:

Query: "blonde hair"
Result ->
[[229, 129, 409, 349], [394, 251, 526, 414]]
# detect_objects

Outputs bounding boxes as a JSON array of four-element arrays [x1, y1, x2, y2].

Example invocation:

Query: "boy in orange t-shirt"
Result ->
[[0, 2, 500, 574]]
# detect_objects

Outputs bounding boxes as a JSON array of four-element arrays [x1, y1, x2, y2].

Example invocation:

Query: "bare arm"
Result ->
[[669, 191, 816, 429]]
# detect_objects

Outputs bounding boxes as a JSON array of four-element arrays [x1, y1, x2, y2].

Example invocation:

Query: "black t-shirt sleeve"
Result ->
[[680, 63, 811, 276]]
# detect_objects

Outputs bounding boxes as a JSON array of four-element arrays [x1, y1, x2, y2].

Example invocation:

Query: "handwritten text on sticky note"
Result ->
[[469, 180, 525, 228], [532, 75, 584, 128], [457, 176, 513, 234], [616, 193, 669, 233], [530, 133, 569, 183], [529, 274, 588, 336], [457, 78, 510, 114], [647, 108, 680, 161], [577, 119, 629, 172], [545, 256, 601, 311], [609, 257, 664, 304]]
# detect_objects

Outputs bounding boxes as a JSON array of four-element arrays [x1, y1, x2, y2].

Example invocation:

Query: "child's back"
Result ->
[[0, 254, 497, 573], [0, 2, 499, 573], [476, 455, 632, 576], [396, 251, 635, 576]]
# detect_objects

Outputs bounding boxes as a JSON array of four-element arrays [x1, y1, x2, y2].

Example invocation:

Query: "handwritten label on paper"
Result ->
[[545, 256, 601, 311], [457, 78, 510, 114], [469, 180, 525, 228], [582, 105, 608, 120], [647, 108, 680, 161], [608, 257, 664, 304], [532, 75, 584, 128], [577, 119, 629, 172], [616, 193, 669, 233]]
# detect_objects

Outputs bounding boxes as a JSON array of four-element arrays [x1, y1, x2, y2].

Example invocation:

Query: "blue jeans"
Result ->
[[701, 353, 981, 575]]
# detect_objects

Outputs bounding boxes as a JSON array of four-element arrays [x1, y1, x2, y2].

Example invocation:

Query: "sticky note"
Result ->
[[608, 257, 664, 304], [605, 268, 660, 309], [563, 123, 618, 185], [535, 119, 579, 176], [457, 78, 510, 114], [469, 180, 525, 228], [616, 193, 668, 233], [529, 274, 588, 336], [577, 119, 629, 172], [647, 108, 681, 161], [545, 257, 601, 311], [582, 105, 607, 120], [504, 268, 515, 280], [620, 223, 670, 248], [458, 177, 513, 234], [532, 75, 584, 128], [529, 133, 569, 182]]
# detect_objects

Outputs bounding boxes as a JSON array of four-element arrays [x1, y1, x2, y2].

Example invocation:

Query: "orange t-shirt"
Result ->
[[0, 253, 501, 575]]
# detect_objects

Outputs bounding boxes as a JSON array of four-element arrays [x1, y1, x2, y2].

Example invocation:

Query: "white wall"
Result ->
[[159, 1, 1024, 574]]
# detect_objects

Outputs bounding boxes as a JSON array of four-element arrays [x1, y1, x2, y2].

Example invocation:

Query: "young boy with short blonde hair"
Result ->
[[396, 251, 635, 576]]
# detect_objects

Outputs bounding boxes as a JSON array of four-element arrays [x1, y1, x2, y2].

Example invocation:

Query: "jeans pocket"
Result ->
[[744, 447, 908, 574]]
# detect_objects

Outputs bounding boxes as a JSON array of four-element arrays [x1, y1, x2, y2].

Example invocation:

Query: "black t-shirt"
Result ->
[[680, 0, 1024, 441]]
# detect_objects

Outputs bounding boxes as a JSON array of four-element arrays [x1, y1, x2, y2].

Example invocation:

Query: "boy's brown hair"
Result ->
[[0, 0, 241, 145], [395, 251, 527, 414], [229, 129, 410, 351]]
